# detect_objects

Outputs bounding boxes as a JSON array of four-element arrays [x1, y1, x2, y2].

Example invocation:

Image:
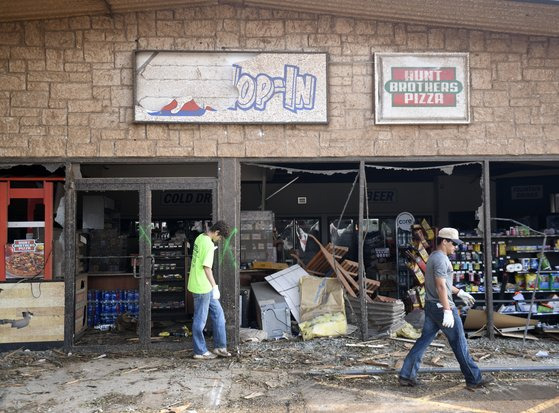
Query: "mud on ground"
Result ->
[[1, 334, 558, 412]]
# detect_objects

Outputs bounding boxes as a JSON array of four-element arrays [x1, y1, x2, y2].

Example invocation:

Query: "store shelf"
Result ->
[[150, 237, 188, 321]]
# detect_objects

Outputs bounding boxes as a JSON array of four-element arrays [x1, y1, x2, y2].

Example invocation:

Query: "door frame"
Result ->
[[65, 176, 217, 352]]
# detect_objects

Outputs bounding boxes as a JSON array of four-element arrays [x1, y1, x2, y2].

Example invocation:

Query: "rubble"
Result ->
[[0, 334, 558, 412]]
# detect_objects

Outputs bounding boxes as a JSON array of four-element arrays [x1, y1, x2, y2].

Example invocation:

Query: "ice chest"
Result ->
[[251, 281, 291, 339]]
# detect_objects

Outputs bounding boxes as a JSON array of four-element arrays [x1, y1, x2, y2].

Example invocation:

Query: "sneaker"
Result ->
[[212, 348, 232, 358], [398, 376, 420, 387], [193, 351, 217, 360], [466, 375, 494, 389]]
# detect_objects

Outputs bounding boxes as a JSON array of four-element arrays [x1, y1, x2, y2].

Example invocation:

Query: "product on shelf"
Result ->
[[150, 230, 189, 319], [87, 289, 139, 328]]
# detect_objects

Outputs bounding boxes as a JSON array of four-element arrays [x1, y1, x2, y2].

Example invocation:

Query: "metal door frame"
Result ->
[[65, 176, 217, 352]]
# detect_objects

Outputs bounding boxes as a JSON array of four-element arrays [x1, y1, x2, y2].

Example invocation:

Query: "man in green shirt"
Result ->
[[188, 220, 231, 359]]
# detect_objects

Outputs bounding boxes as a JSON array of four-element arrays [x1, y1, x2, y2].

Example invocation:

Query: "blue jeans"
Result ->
[[399, 301, 482, 386], [192, 292, 227, 355]]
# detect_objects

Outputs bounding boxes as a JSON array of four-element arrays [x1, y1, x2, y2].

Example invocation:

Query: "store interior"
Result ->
[[2, 160, 559, 346]]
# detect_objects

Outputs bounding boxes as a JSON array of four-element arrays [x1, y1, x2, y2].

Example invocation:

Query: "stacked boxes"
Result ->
[[240, 211, 275, 264]]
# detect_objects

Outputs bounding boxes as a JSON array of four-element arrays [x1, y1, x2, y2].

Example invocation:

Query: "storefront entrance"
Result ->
[[69, 177, 217, 350]]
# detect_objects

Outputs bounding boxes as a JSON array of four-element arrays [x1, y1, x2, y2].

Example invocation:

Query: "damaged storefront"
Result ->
[[1, 1, 559, 353]]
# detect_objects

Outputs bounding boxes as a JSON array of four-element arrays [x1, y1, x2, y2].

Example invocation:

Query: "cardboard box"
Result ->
[[252, 261, 288, 270], [75, 273, 88, 335]]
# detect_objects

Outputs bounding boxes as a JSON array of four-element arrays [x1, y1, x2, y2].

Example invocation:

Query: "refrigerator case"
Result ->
[[251, 281, 292, 339]]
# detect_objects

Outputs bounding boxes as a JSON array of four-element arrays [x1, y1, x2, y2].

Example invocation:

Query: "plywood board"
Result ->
[[0, 281, 64, 343]]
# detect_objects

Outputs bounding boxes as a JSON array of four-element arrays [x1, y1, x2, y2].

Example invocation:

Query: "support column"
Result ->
[[482, 160, 495, 339], [358, 161, 368, 340], [64, 163, 77, 352], [217, 158, 240, 349]]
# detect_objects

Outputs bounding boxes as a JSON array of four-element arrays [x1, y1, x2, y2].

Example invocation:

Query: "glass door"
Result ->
[[148, 187, 214, 344], [73, 189, 143, 347], [71, 177, 217, 350]]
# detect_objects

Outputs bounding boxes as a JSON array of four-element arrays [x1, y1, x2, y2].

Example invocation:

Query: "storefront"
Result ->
[[1, 1, 559, 351]]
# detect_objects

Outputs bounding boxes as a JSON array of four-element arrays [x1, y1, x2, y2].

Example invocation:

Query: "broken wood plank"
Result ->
[[360, 359, 391, 368], [389, 337, 445, 348], [243, 392, 265, 399], [345, 343, 385, 348], [336, 374, 371, 379]]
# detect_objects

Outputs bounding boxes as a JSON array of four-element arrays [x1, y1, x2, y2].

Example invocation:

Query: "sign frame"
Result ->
[[374, 52, 470, 125], [134, 50, 328, 125]]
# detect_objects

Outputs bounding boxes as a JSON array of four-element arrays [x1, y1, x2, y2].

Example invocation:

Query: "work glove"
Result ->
[[442, 310, 454, 328], [212, 285, 221, 300], [457, 289, 476, 306]]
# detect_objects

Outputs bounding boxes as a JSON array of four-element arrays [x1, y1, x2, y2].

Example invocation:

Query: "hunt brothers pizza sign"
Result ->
[[374, 53, 470, 124]]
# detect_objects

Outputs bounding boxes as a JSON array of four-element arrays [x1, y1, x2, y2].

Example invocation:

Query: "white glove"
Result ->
[[212, 285, 220, 300], [457, 289, 475, 306], [442, 310, 454, 328]]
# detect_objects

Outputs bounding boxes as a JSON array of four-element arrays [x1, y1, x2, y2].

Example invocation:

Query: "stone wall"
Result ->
[[0, 4, 558, 158]]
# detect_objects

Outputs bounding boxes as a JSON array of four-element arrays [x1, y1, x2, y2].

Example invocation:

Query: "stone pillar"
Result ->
[[217, 158, 241, 349]]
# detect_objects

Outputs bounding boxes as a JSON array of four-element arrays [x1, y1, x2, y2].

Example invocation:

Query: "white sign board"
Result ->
[[375, 53, 470, 124], [134, 51, 328, 124], [396, 212, 415, 232]]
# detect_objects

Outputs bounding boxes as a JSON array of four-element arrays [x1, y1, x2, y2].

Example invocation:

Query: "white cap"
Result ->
[[437, 227, 463, 245]]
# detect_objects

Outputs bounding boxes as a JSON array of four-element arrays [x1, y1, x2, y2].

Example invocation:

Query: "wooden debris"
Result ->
[[159, 403, 191, 413], [243, 392, 265, 399], [121, 365, 153, 375], [336, 374, 371, 379], [345, 343, 385, 349], [389, 337, 445, 348], [300, 235, 380, 301], [394, 359, 404, 370], [360, 359, 391, 368], [424, 356, 444, 367]]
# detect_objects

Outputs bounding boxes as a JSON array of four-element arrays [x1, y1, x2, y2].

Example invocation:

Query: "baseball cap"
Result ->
[[437, 227, 463, 245]]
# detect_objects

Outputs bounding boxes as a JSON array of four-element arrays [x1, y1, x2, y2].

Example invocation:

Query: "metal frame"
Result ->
[[2, 155, 559, 351], [0, 178, 63, 281], [65, 175, 217, 352]]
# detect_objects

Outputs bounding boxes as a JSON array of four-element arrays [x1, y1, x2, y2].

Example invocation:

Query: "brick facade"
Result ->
[[0, 4, 558, 158]]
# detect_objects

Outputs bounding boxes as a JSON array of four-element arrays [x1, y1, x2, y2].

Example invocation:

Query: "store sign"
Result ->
[[134, 51, 328, 124], [374, 53, 470, 124], [160, 191, 212, 206], [511, 185, 543, 200], [367, 189, 397, 203], [5, 239, 44, 279], [396, 212, 415, 232]]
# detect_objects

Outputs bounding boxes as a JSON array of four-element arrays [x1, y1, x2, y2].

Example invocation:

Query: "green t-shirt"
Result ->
[[187, 234, 215, 294]]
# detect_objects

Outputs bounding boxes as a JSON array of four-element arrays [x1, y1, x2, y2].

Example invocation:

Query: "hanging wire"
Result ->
[[330, 172, 360, 285]]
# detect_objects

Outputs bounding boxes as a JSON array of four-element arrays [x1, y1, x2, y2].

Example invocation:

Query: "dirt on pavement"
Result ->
[[1, 334, 559, 412]]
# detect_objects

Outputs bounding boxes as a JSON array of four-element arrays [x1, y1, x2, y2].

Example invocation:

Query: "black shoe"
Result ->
[[398, 376, 419, 387], [466, 375, 494, 389]]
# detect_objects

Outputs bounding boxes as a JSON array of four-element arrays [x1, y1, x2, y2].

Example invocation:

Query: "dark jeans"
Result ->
[[399, 301, 482, 386]]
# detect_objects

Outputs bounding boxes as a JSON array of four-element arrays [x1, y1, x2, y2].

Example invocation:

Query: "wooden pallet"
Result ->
[[304, 239, 348, 277], [302, 235, 379, 302]]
